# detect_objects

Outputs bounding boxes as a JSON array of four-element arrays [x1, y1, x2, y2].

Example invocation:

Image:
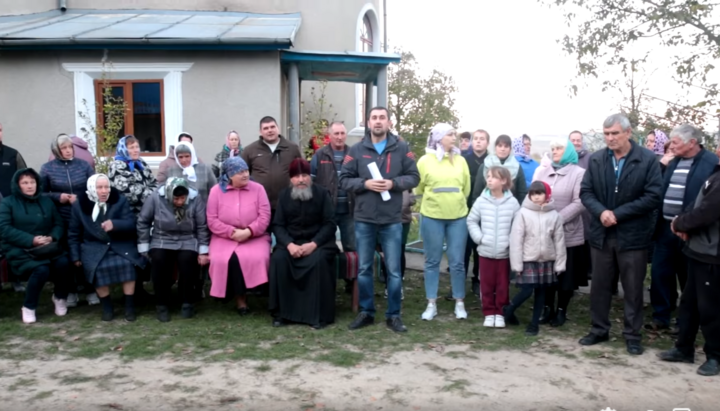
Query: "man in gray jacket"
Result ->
[[340, 106, 419, 333]]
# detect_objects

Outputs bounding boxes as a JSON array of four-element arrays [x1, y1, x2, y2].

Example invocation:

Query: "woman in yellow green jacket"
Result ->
[[416, 123, 471, 321]]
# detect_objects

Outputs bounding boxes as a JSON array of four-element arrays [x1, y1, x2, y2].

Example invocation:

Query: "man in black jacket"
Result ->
[[648, 124, 719, 332], [340, 106, 419, 333], [657, 165, 720, 376], [579, 113, 663, 355], [0, 122, 28, 199]]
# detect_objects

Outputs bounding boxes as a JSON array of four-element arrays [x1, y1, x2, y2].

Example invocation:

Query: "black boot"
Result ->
[[550, 308, 567, 327], [539, 306, 555, 325], [525, 324, 539, 336], [181, 303, 195, 319], [124, 294, 136, 322], [156, 305, 170, 322], [502, 305, 520, 325], [100, 295, 113, 322]]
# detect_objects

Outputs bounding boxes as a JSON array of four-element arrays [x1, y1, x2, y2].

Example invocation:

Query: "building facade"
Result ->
[[0, 0, 388, 168]]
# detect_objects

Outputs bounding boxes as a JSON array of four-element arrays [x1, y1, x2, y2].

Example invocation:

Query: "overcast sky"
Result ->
[[387, 0, 718, 140]]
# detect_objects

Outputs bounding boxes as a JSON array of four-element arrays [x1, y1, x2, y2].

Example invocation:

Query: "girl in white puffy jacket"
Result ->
[[466, 166, 520, 329], [503, 181, 566, 336]]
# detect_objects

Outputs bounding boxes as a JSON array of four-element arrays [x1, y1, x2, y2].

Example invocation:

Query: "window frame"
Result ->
[[93, 79, 166, 157]]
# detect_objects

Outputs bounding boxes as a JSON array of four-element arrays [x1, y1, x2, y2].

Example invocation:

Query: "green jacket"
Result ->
[[0, 168, 65, 276]]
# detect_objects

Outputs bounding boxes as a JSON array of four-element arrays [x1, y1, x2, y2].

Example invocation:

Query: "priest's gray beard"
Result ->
[[290, 182, 313, 201]]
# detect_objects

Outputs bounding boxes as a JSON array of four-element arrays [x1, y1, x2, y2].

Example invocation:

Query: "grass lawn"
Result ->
[[0, 268, 679, 367]]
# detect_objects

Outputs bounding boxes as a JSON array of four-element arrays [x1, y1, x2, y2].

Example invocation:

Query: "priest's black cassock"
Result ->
[[269, 184, 338, 327]]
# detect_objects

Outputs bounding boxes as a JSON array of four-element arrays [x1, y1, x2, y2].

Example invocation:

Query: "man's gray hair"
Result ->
[[670, 124, 703, 144], [328, 121, 346, 132], [603, 113, 632, 131]]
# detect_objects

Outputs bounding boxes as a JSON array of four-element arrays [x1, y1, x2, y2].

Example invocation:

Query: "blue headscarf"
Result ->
[[512, 135, 531, 161], [220, 156, 249, 193], [114, 136, 144, 172]]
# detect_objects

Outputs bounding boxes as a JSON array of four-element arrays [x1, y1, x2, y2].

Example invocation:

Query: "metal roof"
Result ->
[[0, 9, 301, 49], [281, 50, 401, 84]]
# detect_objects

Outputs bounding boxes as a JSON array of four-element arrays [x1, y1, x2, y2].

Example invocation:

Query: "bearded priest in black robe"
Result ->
[[269, 158, 339, 329]]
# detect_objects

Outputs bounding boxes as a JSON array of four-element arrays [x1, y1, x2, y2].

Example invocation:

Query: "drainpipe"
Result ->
[[383, 0, 387, 52], [59, 0, 68, 12]]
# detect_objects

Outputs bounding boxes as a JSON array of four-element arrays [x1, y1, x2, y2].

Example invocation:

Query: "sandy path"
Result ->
[[0, 339, 714, 411]]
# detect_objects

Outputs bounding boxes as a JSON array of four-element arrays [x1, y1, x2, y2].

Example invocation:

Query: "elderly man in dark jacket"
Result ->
[[340, 106, 420, 333], [648, 124, 719, 332], [657, 164, 720, 376], [579, 113, 663, 355]]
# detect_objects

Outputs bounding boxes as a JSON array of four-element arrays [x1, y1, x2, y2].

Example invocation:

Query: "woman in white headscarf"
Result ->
[[166, 141, 217, 204], [68, 174, 145, 322], [415, 123, 472, 322]]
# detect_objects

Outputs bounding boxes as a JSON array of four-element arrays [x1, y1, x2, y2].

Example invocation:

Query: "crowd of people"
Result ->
[[0, 109, 718, 377]]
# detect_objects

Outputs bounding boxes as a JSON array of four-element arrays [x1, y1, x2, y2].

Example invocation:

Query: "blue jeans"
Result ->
[[421, 216, 467, 300], [650, 220, 688, 326], [356, 221, 403, 318], [336, 213, 356, 252]]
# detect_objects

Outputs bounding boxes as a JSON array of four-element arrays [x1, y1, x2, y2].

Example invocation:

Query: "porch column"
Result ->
[[364, 80, 374, 135], [376, 66, 388, 108], [288, 63, 300, 144]]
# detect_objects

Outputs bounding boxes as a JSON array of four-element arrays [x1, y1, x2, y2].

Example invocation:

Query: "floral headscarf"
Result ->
[[220, 157, 249, 193], [426, 123, 460, 162], [165, 177, 190, 223], [114, 136, 144, 172], [51, 134, 74, 161], [174, 142, 198, 182], [225, 130, 242, 158], [653, 130, 668, 155], [512, 135, 530, 161], [86, 174, 110, 222]]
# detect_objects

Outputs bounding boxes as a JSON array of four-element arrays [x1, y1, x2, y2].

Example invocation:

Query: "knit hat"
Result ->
[[540, 181, 552, 201], [289, 158, 311, 178], [529, 180, 552, 202]]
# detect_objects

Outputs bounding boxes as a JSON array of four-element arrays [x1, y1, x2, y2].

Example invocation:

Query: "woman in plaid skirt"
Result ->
[[68, 174, 146, 322], [504, 181, 566, 336]]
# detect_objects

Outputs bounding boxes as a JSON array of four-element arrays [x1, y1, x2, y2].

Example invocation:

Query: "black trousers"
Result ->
[[149, 249, 198, 307], [463, 233, 480, 286], [24, 256, 70, 310], [589, 238, 647, 341], [676, 258, 720, 361]]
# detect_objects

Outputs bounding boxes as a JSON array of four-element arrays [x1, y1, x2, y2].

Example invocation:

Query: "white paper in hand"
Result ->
[[367, 162, 391, 201]]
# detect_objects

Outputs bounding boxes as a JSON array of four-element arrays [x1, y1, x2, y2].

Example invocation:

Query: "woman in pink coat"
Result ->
[[207, 157, 271, 315]]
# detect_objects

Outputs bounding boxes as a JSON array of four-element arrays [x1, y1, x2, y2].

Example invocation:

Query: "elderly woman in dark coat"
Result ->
[[0, 168, 70, 324], [68, 174, 145, 322], [137, 177, 210, 322], [40, 133, 98, 307]]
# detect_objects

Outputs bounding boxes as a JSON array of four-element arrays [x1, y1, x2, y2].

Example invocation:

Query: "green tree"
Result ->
[[300, 81, 336, 160], [388, 50, 460, 160], [77, 58, 127, 175], [542, 0, 720, 131]]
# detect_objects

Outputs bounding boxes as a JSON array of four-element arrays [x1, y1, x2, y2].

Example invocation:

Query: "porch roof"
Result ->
[[280, 50, 401, 84], [0, 9, 301, 50]]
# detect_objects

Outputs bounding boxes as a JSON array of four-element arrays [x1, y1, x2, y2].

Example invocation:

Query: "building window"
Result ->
[[94, 79, 165, 155], [360, 15, 374, 122], [361, 15, 373, 52]]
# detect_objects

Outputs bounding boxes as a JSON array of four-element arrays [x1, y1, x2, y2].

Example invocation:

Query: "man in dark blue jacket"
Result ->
[[658, 165, 720, 376], [648, 124, 719, 332], [579, 113, 663, 355], [340, 106, 419, 333]]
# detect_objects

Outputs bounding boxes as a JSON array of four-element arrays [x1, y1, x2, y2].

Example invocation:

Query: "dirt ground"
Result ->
[[0, 337, 714, 411]]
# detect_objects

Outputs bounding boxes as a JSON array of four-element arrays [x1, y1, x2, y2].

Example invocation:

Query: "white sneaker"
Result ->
[[494, 315, 506, 328], [52, 295, 68, 316], [66, 293, 79, 308], [401, 288, 405, 301], [421, 302, 437, 321], [483, 315, 495, 327], [384, 288, 388, 299], [85, 292, 100, 306], [454, 301, 468, 319], [21, 307, 36, 324], [13, 282, 26, 292]]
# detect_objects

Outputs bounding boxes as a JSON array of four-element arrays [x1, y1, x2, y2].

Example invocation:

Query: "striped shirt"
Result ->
[[662, 158, 694, 220]]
